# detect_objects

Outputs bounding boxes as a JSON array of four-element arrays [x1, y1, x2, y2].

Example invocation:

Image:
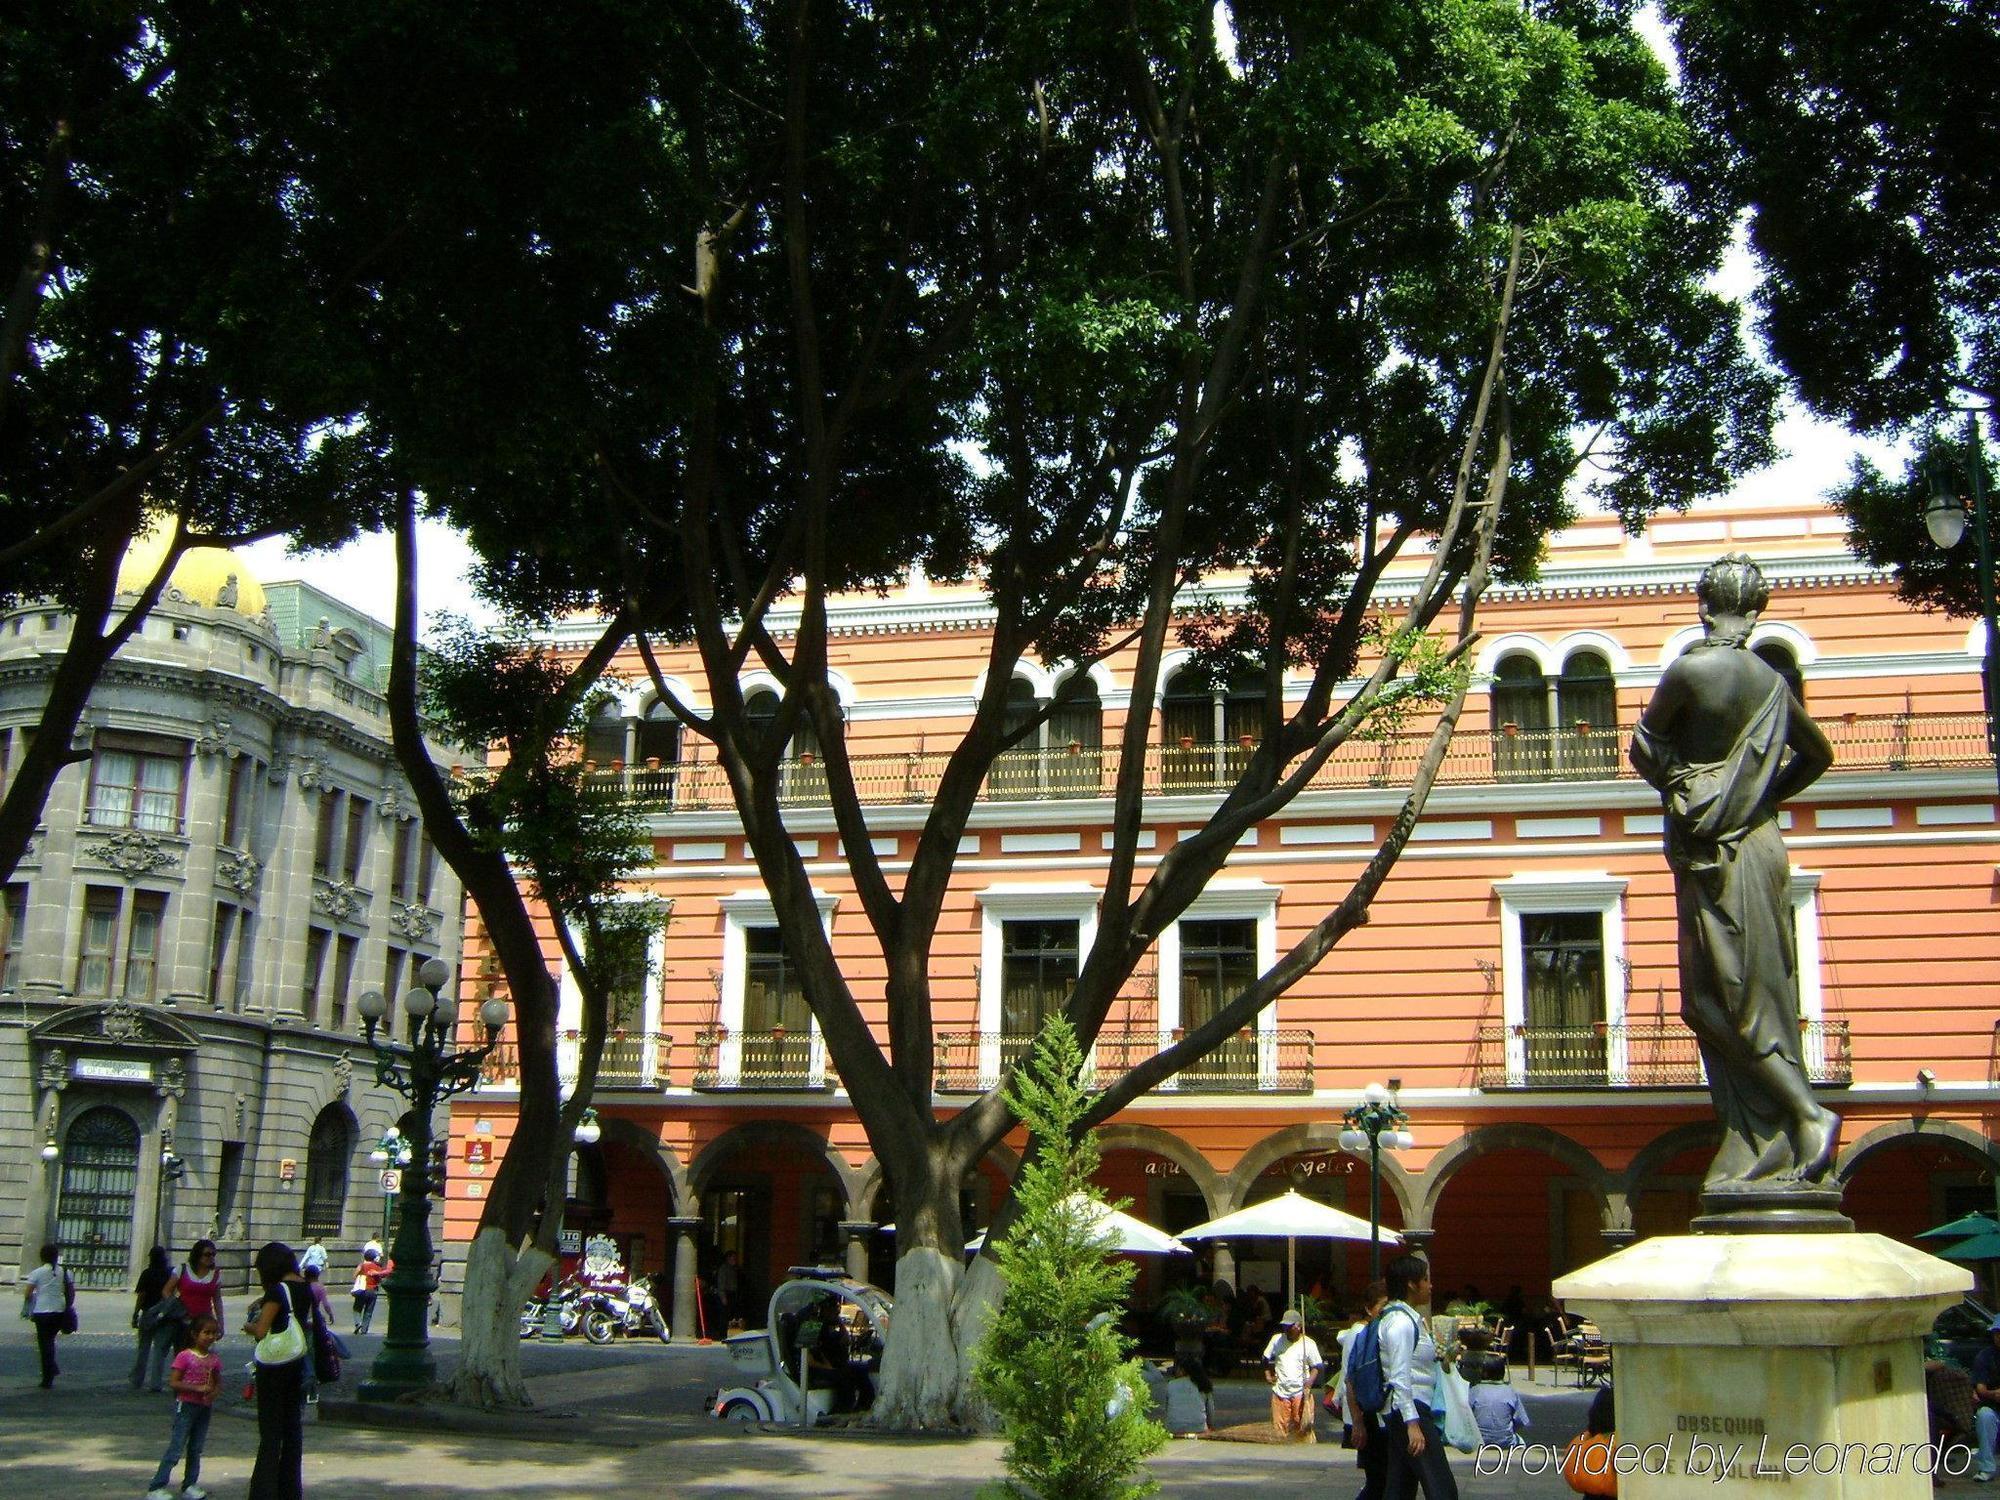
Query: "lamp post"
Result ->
[[353, 957, 509, 1401], [1338, 1081, 1415, 1280], [1924, 406, 2000, 794], [369, 1128, 415, 1240]]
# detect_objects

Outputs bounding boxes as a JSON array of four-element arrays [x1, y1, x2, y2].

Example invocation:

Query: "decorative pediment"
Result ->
[[30, 999, 200, 1053], [389, 902, 440, 942], [312, 877, 368, 925]]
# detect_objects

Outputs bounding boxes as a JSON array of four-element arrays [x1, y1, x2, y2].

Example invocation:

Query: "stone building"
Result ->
[[0, 531, 464, 1291]]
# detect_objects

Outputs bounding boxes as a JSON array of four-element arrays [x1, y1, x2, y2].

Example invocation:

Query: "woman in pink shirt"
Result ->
[[165, 1239, 225, 1344]]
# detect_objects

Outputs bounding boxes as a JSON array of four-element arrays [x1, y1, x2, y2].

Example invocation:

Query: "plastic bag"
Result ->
[[1438, 1365, 1481, 1454]]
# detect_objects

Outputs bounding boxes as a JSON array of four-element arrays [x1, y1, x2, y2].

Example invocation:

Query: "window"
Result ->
[[1000, 919, 1080, 1070], [1, 883, 24, 990], [77, 888, 120, 995], [301, 927, 331, 1024], [87, 737, 186, 832], [222, 757, 259, 848], [1521, 913, 1606, 1083], [391, 820, 415, 901], [742, 927, 810, 1080], [383, 945, 410, 1017], [1555, 651, 1619, 776], [329, 933, 360, 1030], [208, 904, 240, 1007], [745, 686, 838, 799], [215, 1141, 245, 1240], [1178, 918, 1259, 1079], [301, 1105, 354, 1238], [342, 796, 370, 883], [123, 892, 166, 1001], [1756, 641, 1805, 706], [0, 725, 31, 795], [591, 923, 654, 1033], [993, 674, 1104, 798], [416, 829, 437, 905], [637, 700, 681, 768], [1491, 653, 1551, 780], [232, 914, 257, 1012], [313, 794, 341, 876], [1161, 665, 1271, 789], [584, 699, 626, 767]]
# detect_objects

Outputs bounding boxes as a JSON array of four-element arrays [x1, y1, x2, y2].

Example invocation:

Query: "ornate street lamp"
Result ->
[[574, 1107, 602, 1146], [353, 957, 509, 1401], [1924, 407, 2000, 793], [370, 1128, 415, 1239], [1338, 1081, 1415, 1280]]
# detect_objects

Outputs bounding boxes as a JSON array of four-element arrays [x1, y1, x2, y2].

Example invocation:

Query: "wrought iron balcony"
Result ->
[[473, 1035, 669, 1090], [1474, 1019, 1852, 1090], [933, 1026, 1316, 1094], [577, 712, 1990, 811], [691, 1027, 831, 1090]]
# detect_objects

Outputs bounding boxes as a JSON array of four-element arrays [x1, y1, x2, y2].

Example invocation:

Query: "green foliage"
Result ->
[[975, 1019, 1166, 1500], [1828, 429, 1997, 620]]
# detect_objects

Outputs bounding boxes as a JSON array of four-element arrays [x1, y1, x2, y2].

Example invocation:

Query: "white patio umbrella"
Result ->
[[962, 1196, 1191, 1256], [1175, 1190, 1400, 1313]]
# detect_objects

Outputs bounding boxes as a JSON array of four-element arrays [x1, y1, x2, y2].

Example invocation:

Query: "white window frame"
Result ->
[[1792, 869, 1825, 1073], [1156, 881, 1280, 1088], [977, 884, 1100, 1086], [718, 888, 839, 1088], [557, 895, 672, 1089], [1494, 873, 1627, 1086]]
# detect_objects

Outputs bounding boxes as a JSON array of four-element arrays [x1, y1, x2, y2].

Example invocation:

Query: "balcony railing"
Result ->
[[1475, 1019, 1852, 1089], [579, 712, 1991, 812], [692, 1027, 831, 1090], [474, 1035, 669, 1090], [934, 1027, 1315, 1094]]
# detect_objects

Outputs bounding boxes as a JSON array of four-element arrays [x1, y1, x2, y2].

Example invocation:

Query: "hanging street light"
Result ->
[[1337, 1081, 1414, 1280], [352, 957, 510, 1401], [1924, 406, 2000, 793]]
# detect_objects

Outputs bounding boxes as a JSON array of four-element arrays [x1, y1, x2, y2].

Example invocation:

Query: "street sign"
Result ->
[[465, 1139, 492, 1164], [380, 1169, 402, 1195]]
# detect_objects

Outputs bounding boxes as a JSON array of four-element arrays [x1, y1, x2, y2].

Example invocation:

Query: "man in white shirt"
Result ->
[[1262, 1309, 1326, 1442]]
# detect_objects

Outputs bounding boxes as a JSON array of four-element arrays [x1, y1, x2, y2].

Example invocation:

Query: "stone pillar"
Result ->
[[1556, 1234, 1968, 1498], [1209, 1239, 1237, 1290], [668, 1216, 702, 1343], [839, 1221, 876, 1283]]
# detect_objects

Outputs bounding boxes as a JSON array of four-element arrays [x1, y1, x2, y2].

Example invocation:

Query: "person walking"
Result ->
[[351, 1248, 390, 1336], [1969, 1314, 2000, 1482], [299, 1237, 328, 1277], [132, 1245, 179, 1391], [1261, 1309, 1326, 1443], [166, 1240, 226, 1346], [1163, 1356, 1215, 1437], [1341, 1280, 1391, 1499], [1378, 1252, 1458, 1499], [20, 1242, 73, 1388], [244, 1242, 315, 1500], [145, 1313, 223, 1500]]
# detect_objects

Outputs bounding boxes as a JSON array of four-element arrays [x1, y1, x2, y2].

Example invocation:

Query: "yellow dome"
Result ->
[[116, 521, 267, 617]]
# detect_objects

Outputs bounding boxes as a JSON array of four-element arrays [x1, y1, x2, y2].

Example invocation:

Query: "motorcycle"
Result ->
[[579, 1273, 671, 1345], [519, 1276, 587, 1339]]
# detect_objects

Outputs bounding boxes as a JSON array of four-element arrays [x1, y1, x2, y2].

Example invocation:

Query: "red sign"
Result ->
[[465, 1140, 492, 1164]]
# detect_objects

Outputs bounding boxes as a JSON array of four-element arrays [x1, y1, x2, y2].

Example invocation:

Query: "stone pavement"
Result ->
[[9, 1306, 1591, 1496]]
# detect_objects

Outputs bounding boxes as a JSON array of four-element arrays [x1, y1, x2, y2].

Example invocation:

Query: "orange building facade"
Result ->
[[443, 496, 2000, 1334]]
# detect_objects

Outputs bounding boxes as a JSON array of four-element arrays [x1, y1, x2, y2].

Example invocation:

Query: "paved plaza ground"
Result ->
[[6, 1293, 1602, 1497]]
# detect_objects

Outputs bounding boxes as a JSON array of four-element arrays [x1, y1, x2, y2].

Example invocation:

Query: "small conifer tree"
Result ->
[[974, 1018, 1167, 1500]]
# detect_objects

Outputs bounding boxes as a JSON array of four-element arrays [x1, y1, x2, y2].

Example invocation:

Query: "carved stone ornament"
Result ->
[[389, 902, 439, 942], [158, 1056, 187, 1101], [80, 831, 182, 876], [35, 1046, 68, 1092], [215, 850, 263, 896], [378, 784, 419, 822], [194, 718, 242, 759], [312, 879, 367, 924], [331, 1051, 353, 1097], [294, 753, 332, 794], [100, 997, 145, 1042]]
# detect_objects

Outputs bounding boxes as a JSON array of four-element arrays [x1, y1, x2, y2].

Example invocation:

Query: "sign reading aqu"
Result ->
[[73, 1057, 153, 1084]]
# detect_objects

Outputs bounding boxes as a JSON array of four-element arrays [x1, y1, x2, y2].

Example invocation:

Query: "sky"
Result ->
[[242, 4, 1909, 632]]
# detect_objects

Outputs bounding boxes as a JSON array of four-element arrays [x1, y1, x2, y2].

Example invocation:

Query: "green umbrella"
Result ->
[[1937, 1232, 2000, 1262], [1918, 1212, 1997, 1241]]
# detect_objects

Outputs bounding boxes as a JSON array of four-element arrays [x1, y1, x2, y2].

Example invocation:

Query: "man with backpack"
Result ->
[[1339, 1280, 1391, 1498], [1348, 1253, 1459, 1499]]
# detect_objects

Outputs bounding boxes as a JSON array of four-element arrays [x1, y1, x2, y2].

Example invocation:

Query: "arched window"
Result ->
[[1556, 650, 1619, 776], [1491, 653, 1551, 780], [743, 688, 838, 801], [1161, 664, 1273, 789], [301, 1103, 355, 1239], [992, 677, 1042, 800], [990, 673, 1104, 799], [636, 699, 681, 769], [1755, 641, 1805, 706], [583, 699, 626, 769]]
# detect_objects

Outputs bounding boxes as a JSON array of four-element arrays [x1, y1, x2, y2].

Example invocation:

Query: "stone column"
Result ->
[[668, 1216, 702, 1343], [839, 1221, 877, 1283], [1209, 1239, 1237, 1290]]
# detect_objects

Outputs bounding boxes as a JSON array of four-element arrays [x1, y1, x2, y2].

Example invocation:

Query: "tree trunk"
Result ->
[[870, 1167, 969, 1429], [448, 1226, 553, 1408], [950, 1249, 1005, 1430]]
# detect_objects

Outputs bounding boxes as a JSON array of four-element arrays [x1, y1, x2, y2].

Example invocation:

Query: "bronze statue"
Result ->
[[1631, 555, 1842, 1222]]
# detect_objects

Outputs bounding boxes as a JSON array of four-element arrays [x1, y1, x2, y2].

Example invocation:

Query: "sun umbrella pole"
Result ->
[[1288, 1236, 1297, 1319]]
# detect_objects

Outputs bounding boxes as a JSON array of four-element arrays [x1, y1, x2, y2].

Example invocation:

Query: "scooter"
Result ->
[[519, 1276, 587, 1339], [579, 1273, 671, 1344]]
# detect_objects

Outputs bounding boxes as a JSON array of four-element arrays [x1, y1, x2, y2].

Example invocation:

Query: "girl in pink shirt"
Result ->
[[146, 1314, 222, 1500]]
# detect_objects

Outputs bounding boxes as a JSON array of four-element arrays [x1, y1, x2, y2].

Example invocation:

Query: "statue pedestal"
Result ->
[[1553, 1234, 1969, 1497]]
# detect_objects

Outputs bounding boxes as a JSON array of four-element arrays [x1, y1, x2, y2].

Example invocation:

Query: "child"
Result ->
[[146, 1313, 222, 1500], [1163, 1356, 1215, 1437]]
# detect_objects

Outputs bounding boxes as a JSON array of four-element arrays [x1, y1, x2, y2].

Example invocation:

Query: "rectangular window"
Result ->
[[591, 923, 653, 1033], [1000, 919, 1079, 1072], [301, 926, 331, 1023], [416, 829, 437, 904], [77, 888, 120, 994], [383, 946, 409, 1016], [390, 820, 415, 901], [222, 757, 259, 848], [1521, 911, 1607, 1084], [124, 892, 167, 1000], [1, 882, 25, 989], [208, 904, 240, 1007], [1178, 917, 1259, 1083], [215, 1141, 245, 1240], [87, 738, 187, 832], [342, 796, 370, 883], [312, 793, 341, 877], [743, 926, 810, 1081], [329, 933, 360, 1030], [232, 913, 257, 1012]]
